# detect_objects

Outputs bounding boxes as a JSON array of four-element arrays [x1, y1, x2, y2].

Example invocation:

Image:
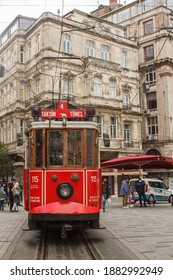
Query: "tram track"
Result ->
[[36, 229, 103, 260], [37, 230, 49, 260], [7, 223, 134, 260], [80, 231, 103, 260]]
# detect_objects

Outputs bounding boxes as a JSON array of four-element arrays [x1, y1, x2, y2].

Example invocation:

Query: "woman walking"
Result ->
[[11, 180, 20, 212]]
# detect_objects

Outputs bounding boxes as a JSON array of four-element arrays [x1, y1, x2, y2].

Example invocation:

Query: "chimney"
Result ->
[[109, 0, 118, 10]]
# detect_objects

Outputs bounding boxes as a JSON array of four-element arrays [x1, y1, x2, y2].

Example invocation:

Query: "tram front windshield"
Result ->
[[32, 128, 97, 168]]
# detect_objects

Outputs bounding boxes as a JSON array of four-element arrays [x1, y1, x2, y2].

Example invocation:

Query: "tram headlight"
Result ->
[[31, 106, 42, 117], [56, 183, 74, 200], [86, 106, 95, 117]]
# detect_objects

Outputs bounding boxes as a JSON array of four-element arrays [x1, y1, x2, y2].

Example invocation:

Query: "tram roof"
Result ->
[[31, 120, 99, 130]]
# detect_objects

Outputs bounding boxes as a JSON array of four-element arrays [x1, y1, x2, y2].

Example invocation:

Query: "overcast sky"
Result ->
[[0, 0, 134, 34]]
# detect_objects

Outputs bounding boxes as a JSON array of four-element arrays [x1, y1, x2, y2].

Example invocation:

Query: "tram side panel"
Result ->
[[28, 170, 43, 209], [86, 169, 102, 209]]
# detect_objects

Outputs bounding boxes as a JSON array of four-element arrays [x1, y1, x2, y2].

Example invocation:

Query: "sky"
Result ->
[[0, 0, 134, 34]]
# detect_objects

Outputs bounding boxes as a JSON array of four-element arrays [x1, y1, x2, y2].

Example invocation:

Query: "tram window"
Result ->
[[67, 131, 82, 166], [86, 129, 93, 167], [36, 130, 43, 167], [49, 131, 63, 165]]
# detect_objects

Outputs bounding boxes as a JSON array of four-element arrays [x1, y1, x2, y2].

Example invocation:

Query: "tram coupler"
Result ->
[[61, 224, 73, 239]]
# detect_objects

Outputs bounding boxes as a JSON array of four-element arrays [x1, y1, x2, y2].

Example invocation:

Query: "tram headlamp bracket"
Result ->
[[62, 114, 67, 126]]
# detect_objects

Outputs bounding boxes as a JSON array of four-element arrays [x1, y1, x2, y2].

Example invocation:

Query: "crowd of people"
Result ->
[[1, 176, 147, 212], [0, 179, 23, 212], [101, 176, 148, 211], [120, 177, 147, 208]]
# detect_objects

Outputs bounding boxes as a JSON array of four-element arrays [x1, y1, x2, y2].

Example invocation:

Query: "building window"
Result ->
[[143, 19, 153, 35], [36, 80, 40, 95], [147, 92, 157, 110], [124, 124, 130, 143], [3, 126, 6, 143], [145, 68, 156, 85], [10, 121, 14, 142], [170, 18, 173, 28], [94, 76, 102, 96], [142, 0, 153, 12], [84, 77, 89, 96], [144, 45, 154, 61], [27, 85, 31, 100], [101, 45, 109, 61], [110, 117, 117, 138], [63, 34, 71, 53], [1, 33, 8, 44], [28, 42, 32, 60], [117, 8, 130, 22], [20, 119, 24, 133], [95, 116, 103, 137], [10, 21, 18, 35], [167, 0, 173, 9], [20, 46, 24, 63], [122, 89, 130, 107], [36, 34, 40, 53], [86, 40, 94, 57], [122, 50, 128, 68], [109, 80, 116, 99], [63, 78, 72, 96], [147, 116, 158, 135]]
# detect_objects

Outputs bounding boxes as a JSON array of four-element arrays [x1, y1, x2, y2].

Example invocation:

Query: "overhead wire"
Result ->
[[1, 2, 173, 121]]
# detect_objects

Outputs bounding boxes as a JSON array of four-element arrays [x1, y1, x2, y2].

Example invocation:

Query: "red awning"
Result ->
[[101, 154, 173, 170]]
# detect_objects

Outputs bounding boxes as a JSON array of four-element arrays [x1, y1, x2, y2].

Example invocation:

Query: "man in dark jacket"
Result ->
[[135, 178, 147, 207]]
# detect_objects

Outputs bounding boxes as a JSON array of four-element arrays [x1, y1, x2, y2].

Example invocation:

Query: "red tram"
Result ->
[[23, 102, 102, 235]]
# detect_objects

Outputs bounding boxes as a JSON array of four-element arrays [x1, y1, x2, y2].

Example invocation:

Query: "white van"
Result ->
[[129, 178, 173, 204]]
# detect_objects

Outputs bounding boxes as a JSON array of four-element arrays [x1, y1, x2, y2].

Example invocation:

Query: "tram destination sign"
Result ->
[[41, 102, 85, 119]]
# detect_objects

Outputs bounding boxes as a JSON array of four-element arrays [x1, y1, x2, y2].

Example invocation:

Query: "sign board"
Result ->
[[41, 102, 85, 119]]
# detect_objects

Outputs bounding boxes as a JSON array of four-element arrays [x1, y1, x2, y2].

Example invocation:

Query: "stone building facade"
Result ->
[[0, 9, 141, 188], [98, 0, 173, 185]]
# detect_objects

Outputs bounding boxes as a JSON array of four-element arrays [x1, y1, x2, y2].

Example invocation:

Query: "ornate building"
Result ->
[[0, 9, 141, 189], [98, 0, 173, 185]]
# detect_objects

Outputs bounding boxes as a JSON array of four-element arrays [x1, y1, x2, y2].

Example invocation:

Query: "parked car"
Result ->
[[129, 178, 173, 204]]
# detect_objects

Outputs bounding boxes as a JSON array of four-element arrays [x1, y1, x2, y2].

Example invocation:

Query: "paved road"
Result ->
[[0, 204, 27, 259], [1, 197, 173, 260], [101, 196, 173, 260]]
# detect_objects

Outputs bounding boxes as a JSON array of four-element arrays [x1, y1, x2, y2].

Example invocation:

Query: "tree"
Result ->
[[0, 141, 14, 179]]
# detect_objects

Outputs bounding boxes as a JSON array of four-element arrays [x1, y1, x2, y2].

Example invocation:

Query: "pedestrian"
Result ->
[[120, 178, 130, 208], [0, 180, 6, 211], [102, 178, 109, 212], [8, 179, 15, 212], [106, 183, 112, 205], [18, 183, 23, 204], [3, 180, 8, 198], [135, 177, 148, 207], [11, 180, 21, 212]]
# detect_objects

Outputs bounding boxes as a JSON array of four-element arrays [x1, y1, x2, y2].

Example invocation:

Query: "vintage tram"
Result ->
[[23, 102, 102, 236]]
